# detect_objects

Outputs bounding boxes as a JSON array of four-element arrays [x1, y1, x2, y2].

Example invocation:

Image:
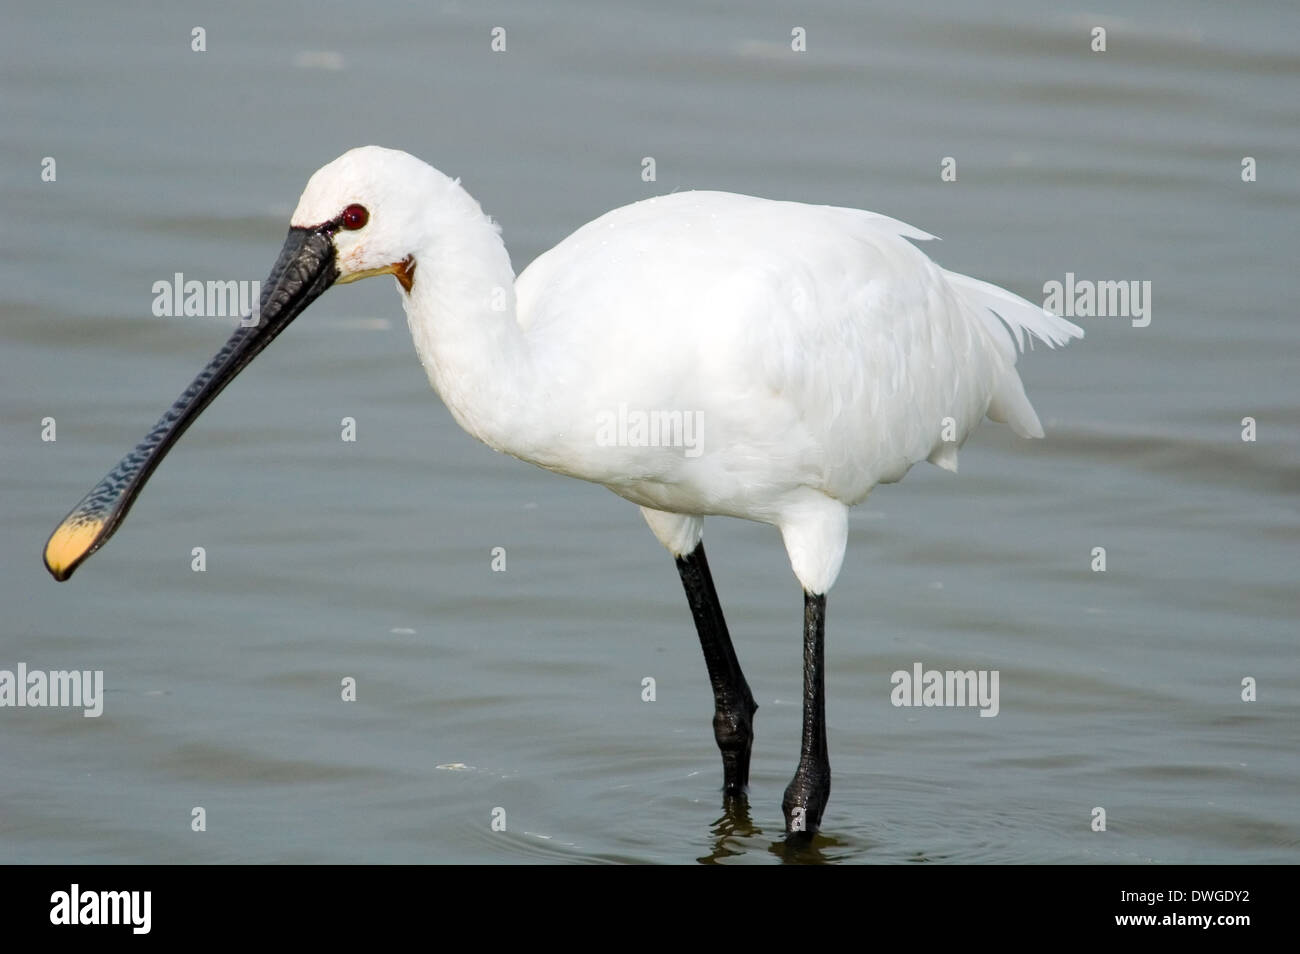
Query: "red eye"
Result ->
[[341, 204, 369, 230]]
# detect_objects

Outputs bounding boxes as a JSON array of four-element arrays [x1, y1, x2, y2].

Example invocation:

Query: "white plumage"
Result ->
[[290, 148, 1081, 593]]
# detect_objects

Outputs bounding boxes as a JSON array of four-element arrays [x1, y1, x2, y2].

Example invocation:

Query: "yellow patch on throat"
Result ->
[[43, 517, 106, 581], [337, 255, 416, 293]]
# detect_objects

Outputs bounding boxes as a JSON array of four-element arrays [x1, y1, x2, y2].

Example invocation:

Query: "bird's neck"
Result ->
[[399, 188, 539, 456]]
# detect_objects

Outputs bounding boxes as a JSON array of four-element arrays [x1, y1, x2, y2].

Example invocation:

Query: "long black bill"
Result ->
[[44, 226, 338, 581]]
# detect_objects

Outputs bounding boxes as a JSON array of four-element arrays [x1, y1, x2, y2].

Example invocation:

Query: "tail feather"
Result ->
[[944, 269, 1082, 440], [988, 370, 1044, 439], [944, 269, 1083, 355]]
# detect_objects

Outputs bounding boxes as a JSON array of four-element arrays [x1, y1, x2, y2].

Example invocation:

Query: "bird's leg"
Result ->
[[782, 591, 830, 836], [675, 543, 757, 796]]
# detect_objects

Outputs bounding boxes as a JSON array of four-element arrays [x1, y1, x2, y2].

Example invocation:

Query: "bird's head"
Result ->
[[290, 145, 446, 293], [42, 145, 441, 581]]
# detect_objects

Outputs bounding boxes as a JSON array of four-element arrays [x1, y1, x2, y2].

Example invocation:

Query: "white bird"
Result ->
[[45, 146, 1082, 836]]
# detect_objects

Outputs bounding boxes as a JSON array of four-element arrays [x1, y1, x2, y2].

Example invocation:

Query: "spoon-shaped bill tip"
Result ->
[[44, 512, 107, 581]]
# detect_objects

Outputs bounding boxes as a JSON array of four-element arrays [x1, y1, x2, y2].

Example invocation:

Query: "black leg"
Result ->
[[782, 591, 830, 836], [675, 542, 757, 796]]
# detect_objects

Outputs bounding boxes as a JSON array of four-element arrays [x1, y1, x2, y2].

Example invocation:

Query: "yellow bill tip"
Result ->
[[43, 517, 105, 582]]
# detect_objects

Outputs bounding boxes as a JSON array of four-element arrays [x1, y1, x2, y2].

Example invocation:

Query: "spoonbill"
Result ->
[[44, 146, 1082, 836]]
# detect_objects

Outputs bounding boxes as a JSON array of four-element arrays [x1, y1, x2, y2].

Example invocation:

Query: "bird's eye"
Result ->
[[341, 204, 369, 230]]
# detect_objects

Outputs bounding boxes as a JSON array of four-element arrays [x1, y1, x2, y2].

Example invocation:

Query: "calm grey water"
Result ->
[[2, 0, 1297, 864]]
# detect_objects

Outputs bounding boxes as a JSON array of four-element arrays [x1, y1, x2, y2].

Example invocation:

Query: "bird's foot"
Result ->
[[781, 759, 830, 837], [714, 696, 757, 794]]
